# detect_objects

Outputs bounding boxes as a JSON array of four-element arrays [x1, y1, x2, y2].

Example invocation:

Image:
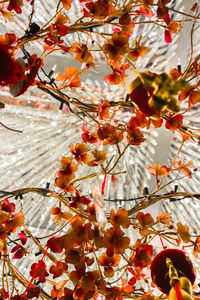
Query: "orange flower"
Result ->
[[55, 66, 81, 89], [50, 262, 68, 279], [55, 157, 78, 190], [127, 128, 146, 146], [104, 286, 122, 299], [110, 208, 131, 229], [134, 244, 153, 268], [193, 237, 200, 258], [169, 68, 182, 80], [104, 226, 130, 254], [67, 218, 93, 245], [65, 246, 84, 265], [47, 235, 66, 253], [61, 157, 78, 178], [70, 143, 92, 164], [5, 211, 24, 233], [81, 270, 100, 291], [98, 100, 110, 120], [97, 125, 123, 145], [70, 42, 94, 65], [177, 222, 191, 243], [51, 280, 67, 299], [136, 212, 154, 228], [140, 5, 154, 18], [83, 0, 116, 20], [173, 160, 193, 178], [178, 85, 200, 106], [127, 112, 148, 130], [87, 150, 106, 166], [104, 63, 129, 85], [102, 32, 130, 63], [55, 172, 73, 190], [51, 207, 73, 225], [156, 211, 171, 225], [99, 249, 121, 277], [128, 40, 150, 62], [147, 162, 169, 176]]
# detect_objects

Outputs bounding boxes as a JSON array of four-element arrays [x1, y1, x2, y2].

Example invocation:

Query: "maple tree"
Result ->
[[0, 0, 200, 299]]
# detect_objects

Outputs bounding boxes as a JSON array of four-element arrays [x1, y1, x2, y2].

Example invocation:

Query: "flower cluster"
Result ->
[[0, 0, 200, 299]]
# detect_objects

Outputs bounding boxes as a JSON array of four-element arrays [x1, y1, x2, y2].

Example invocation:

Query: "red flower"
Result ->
[[81, 123, 98, 144], [0, 288, 9, 299], [26, 285, 40, 299], [165, 113, 183, 130], [7, 0, 23, 14], [69, 192, 91, 209], [47, 236, 65, 253], [11, 244, 28, 259], [1, 198, 15, 213], [30, 260, 49, 283], [55, 24, 68, 36]]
